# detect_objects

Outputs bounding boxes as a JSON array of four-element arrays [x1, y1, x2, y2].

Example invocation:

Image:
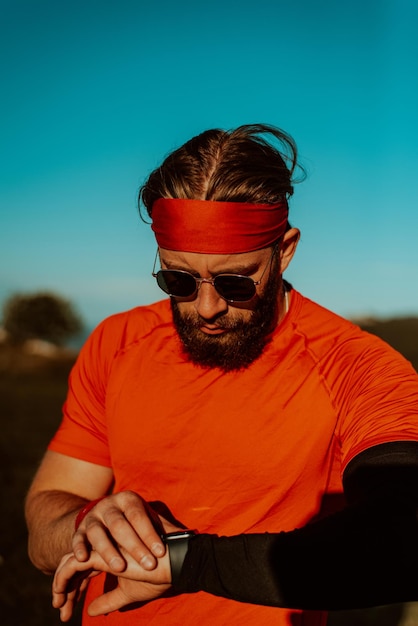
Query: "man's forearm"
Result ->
[[176, 493, 418, 610], [176, 443, 418, 610], [25, 489, 88, 574]]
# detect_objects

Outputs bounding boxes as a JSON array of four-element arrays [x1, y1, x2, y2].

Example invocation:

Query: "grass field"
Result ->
[[1, 316, 418, 626]]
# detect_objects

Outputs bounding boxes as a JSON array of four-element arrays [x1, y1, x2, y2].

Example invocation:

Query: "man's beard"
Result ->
[[171, 269, 281, 372]]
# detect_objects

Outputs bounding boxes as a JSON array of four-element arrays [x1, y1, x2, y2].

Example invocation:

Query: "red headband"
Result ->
[[151, 198, 289, 253]]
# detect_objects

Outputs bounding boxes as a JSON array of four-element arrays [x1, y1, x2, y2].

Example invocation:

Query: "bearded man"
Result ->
[[25, 124, 418, 626]]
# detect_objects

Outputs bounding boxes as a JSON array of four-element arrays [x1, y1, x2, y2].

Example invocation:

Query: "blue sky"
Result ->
[[1, 0, 418, 332]]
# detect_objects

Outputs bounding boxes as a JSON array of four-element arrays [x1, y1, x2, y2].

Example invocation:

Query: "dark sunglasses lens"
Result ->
[[214, 276, 256, 301], [156, 270, 197, 297]]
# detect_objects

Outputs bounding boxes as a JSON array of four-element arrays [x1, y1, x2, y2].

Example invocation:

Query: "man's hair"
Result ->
[[139, 123, 305, 221]]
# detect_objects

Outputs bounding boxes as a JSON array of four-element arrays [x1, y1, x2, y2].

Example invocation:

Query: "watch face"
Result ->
[[164, 530, 196, 541]]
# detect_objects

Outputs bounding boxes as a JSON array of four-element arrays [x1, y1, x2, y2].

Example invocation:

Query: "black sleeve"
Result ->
[[175, 441, 418, 610]]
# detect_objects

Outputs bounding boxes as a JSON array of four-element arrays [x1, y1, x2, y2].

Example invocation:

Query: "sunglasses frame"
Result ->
[[152, 245, 278, 303]]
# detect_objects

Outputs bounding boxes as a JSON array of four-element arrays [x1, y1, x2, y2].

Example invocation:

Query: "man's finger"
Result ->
[[87, 587, 131, 616]]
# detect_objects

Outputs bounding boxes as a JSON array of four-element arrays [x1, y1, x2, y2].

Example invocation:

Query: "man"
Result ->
[[25, 124, 418, 626]]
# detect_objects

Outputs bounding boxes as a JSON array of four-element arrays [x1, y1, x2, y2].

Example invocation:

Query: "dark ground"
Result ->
[[1, 317, 418, 626], [0, 347, 83, 626]]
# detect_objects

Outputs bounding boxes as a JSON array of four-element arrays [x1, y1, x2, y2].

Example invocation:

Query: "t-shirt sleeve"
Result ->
[[330, 333, 418, 470], [48, 318, 117, 466]]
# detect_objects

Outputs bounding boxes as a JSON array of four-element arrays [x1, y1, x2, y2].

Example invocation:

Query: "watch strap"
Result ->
[[163, 531, 196, 585]]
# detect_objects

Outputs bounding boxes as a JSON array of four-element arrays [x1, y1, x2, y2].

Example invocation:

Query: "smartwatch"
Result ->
[[162, 530, 196, 586]]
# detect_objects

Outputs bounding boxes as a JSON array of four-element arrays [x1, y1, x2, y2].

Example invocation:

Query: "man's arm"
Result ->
[[177, 441, 418, 610], [51, 441, 418, 617], [25, 450, 166, 575], [25, 450, 112, 573]]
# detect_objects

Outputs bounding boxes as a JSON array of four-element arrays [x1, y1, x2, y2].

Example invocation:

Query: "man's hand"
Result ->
[[73, 491, 178, 573], [52, 548, 172, 622]]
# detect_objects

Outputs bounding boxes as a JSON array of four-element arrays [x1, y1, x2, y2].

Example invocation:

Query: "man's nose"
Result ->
[[194, 281, 228, 320]]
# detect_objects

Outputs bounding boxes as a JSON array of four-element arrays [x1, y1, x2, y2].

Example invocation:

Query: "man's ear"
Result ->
[[280, 228, 300, 273]]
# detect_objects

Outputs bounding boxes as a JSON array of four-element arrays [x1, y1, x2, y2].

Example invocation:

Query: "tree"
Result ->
[[2, 291, 83, 346]]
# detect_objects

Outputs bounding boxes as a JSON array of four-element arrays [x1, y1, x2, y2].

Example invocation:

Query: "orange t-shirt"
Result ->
[[49, 289, 418, 625]]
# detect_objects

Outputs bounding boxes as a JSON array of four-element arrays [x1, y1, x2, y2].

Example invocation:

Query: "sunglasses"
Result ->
[[152, 245, 277, 303]]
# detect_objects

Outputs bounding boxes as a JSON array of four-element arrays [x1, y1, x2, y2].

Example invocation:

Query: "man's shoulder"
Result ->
[[84, 299, 173, 355], [292, 289, 401, 362], [291, 288, 377, 353], [292, 289, 360, 335], [102, 299, 171, 329]]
